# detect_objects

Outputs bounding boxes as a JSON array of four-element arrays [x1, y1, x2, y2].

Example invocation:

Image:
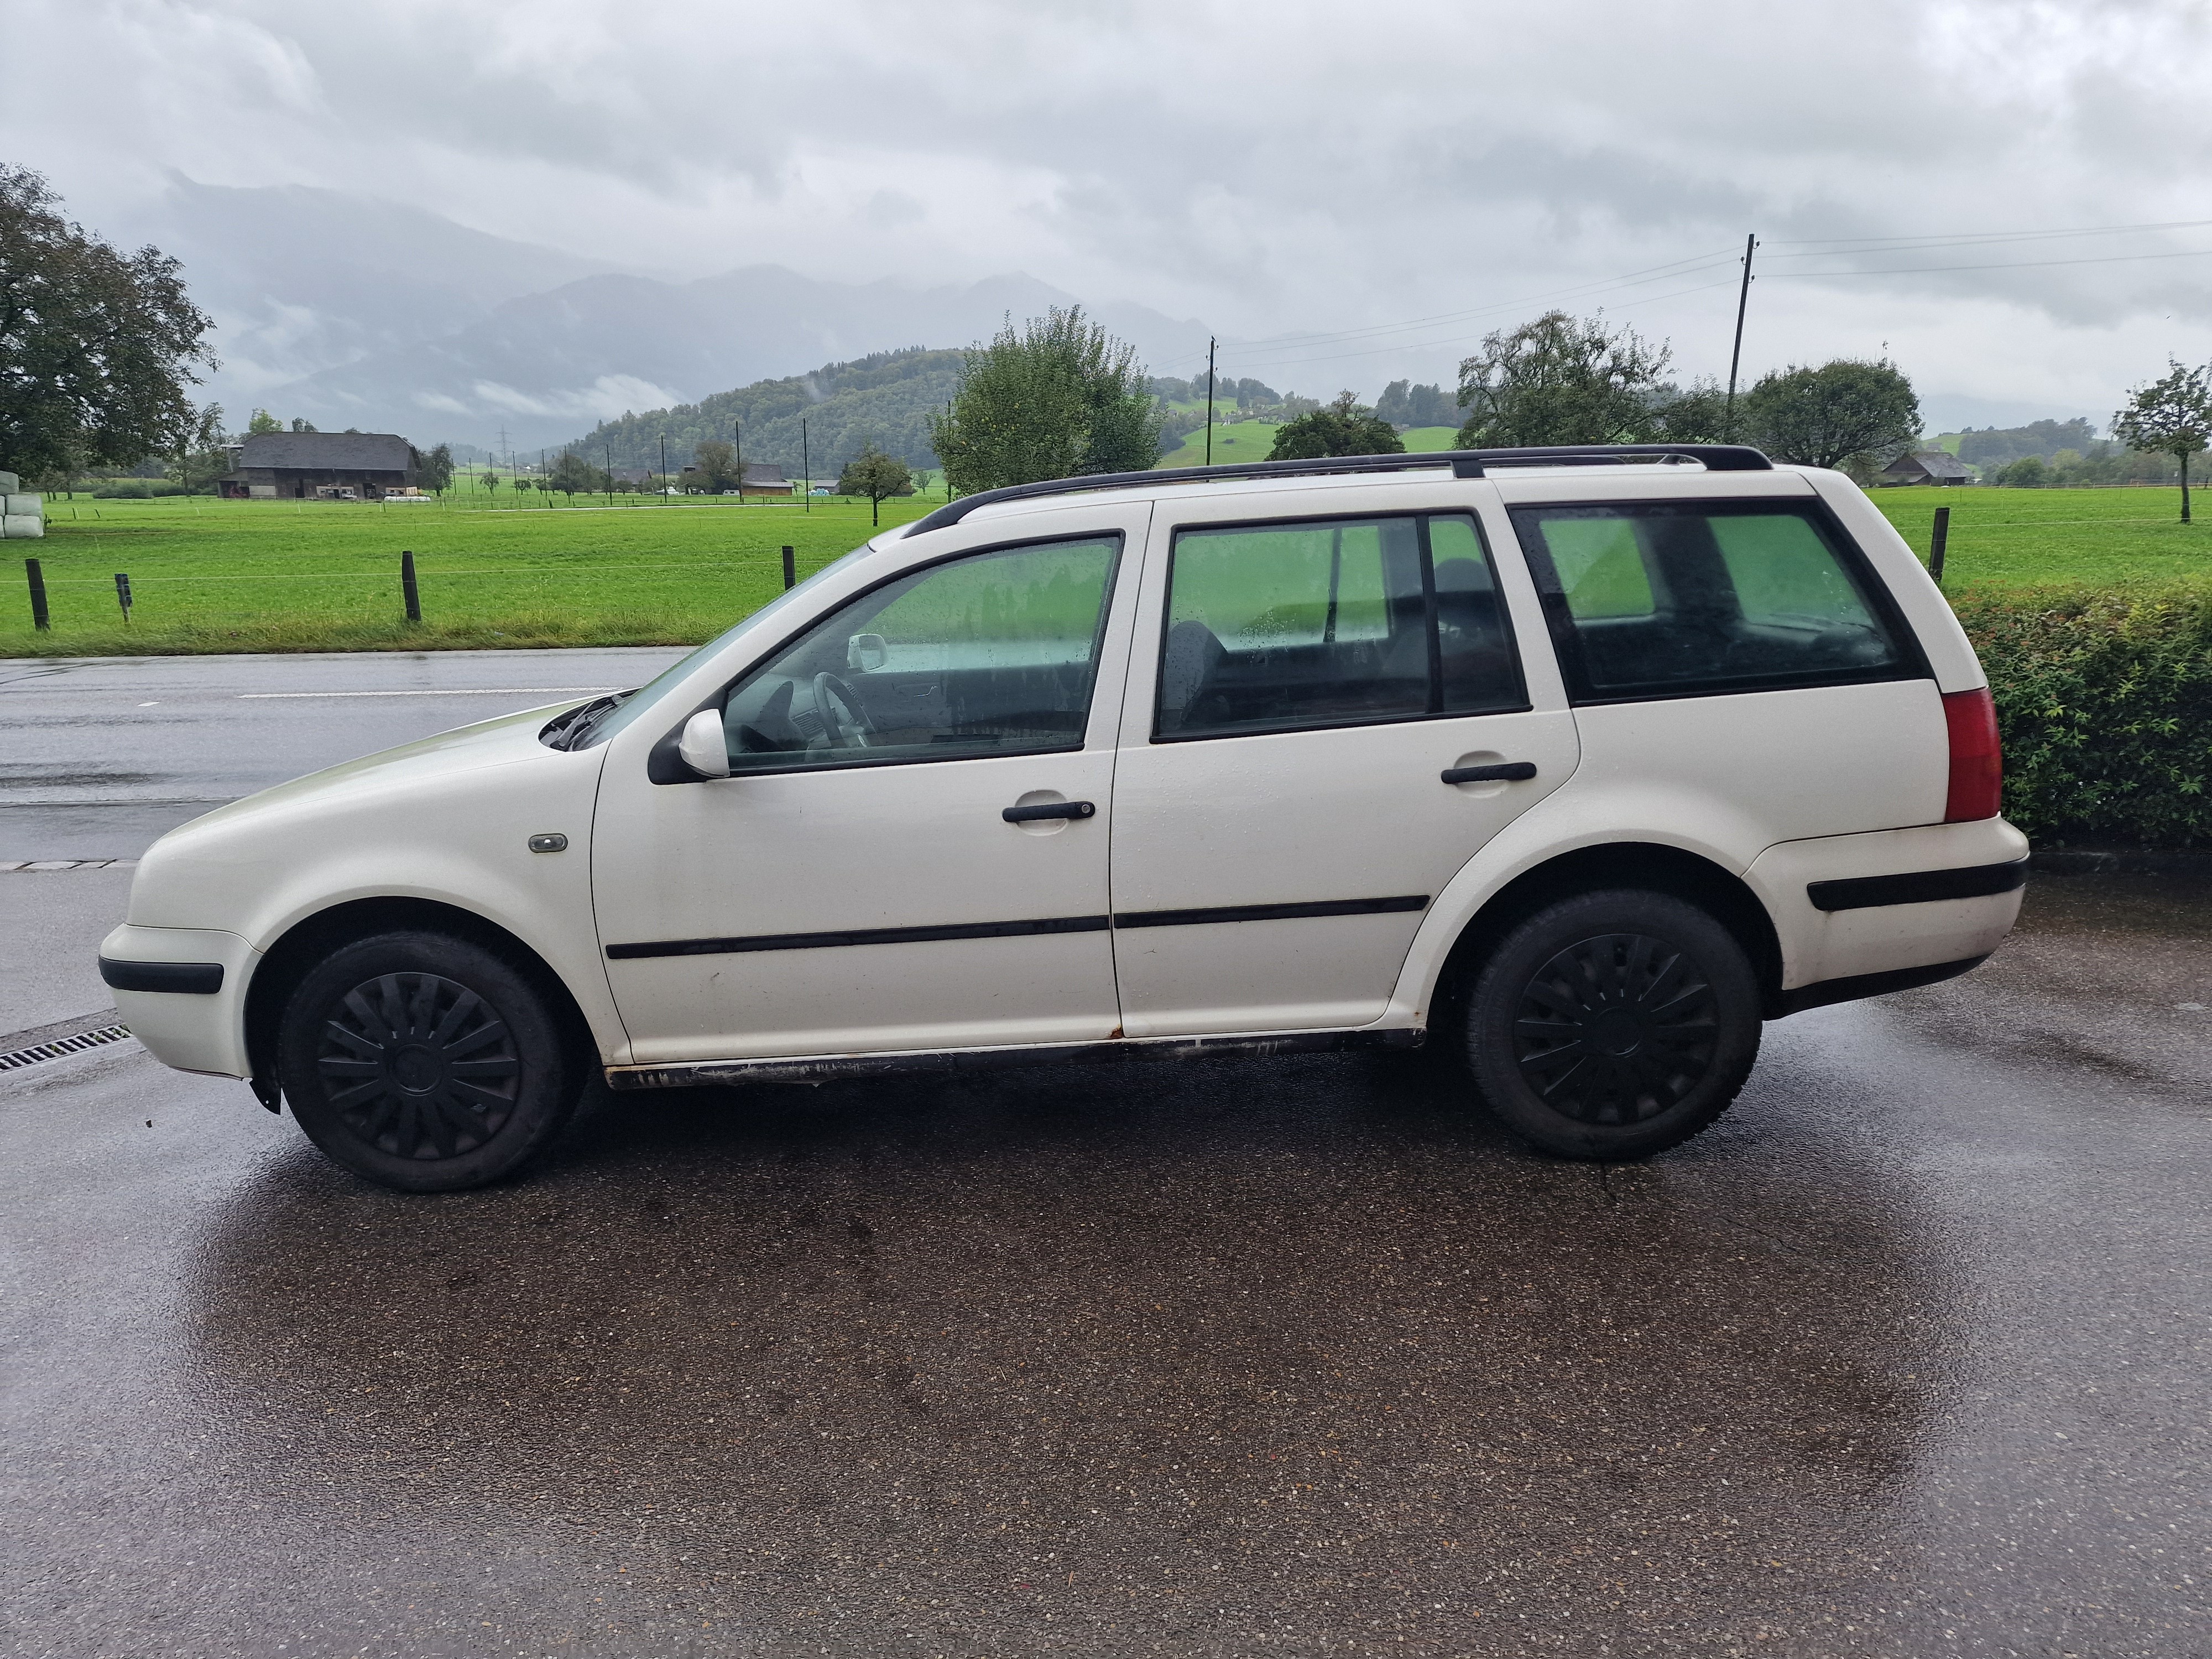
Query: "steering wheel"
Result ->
[[811, 671, 875, 750]]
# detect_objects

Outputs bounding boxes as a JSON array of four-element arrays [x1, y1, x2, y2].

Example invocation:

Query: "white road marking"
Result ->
[[236, 687, 616, 699]]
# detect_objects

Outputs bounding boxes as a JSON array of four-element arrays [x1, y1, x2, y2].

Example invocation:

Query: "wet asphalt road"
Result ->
[[4, 655, 2211, 1657]]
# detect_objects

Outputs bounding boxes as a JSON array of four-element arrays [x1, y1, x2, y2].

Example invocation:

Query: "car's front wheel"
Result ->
[[277, 930, 580, 1192], [1465, 889, 1761, 1160]]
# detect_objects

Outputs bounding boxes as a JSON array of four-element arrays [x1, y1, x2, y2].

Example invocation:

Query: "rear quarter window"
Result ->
[[1511, 499, 1922, 702]]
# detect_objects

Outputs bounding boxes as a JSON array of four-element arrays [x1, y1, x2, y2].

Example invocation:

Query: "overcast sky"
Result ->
[[12, 0, 2212, 429]]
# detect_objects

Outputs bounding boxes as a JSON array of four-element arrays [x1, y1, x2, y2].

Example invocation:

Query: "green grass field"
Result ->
[[5, 481, 2205, 658], [6, 493, 939, 657], [1870, 486, 2212, 587]]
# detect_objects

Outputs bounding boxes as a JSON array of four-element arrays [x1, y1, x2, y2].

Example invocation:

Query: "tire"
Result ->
[[1464, 889, 1761, 1161], [277, 930, 580, 1192]]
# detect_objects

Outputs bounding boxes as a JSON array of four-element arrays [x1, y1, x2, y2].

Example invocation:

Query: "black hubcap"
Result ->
[[1512, 932, 1719, 1125], [315, 972, 521, 1160]]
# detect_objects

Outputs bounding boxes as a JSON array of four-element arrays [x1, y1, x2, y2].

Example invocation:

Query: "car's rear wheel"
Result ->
[[277, 931, 580, 1192], [1465, 889, 1760, 1160]]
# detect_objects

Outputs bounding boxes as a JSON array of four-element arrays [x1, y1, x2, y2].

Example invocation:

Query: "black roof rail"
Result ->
[[900, 444, 1773, 535]]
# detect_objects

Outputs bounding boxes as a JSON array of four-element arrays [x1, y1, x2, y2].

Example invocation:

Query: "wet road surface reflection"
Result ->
[[178, 1047, 1948, 1655]]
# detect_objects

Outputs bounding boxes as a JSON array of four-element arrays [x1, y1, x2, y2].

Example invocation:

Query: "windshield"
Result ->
[[580, 545, 867, 748]]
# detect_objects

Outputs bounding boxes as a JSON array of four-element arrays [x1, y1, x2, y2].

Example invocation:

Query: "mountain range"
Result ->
[[135, 179, 1209, 455]]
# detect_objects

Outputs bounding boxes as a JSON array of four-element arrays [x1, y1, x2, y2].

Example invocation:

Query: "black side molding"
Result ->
[[1114, 895, 1428, 930], [1770, 954, 1990, 1018], [98, 958, 224, 995], [608, 915, 1112, 959], [1807, 858, 2028, 912]]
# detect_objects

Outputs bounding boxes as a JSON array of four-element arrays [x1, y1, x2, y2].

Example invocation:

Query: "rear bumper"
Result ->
[[97, 924, 259, 1077], [1747, 818, 2030, 1004]]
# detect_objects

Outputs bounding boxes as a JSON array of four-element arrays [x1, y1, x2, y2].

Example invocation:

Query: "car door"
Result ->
[[1107, 491, 1580, 1037], [592, 506, 1148, 1065]]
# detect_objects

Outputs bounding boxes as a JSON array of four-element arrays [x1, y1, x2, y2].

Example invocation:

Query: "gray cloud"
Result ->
[[8, 0, 2212, 429]]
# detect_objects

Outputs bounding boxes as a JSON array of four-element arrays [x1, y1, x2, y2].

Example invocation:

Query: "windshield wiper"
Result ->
[[541, 691, 632, 751]]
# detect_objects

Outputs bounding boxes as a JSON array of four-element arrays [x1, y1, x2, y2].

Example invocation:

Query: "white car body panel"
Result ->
[[1107, 475, 1582, 1035], [110, 708, 619, 1076], [100, 453, 2029, 1106], [591, 500, 1151, 1062]]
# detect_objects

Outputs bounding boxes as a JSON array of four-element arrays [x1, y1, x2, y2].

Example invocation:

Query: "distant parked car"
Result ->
[[811, 486, 832, 496], [105, 444, 2023, 1191]]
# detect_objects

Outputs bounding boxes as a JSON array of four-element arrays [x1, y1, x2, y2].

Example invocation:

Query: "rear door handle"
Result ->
[[1003, 800, 1098, 823], [1441, 762, 1537, 784]]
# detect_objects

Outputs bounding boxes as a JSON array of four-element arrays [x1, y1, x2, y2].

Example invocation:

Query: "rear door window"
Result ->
[[1156, 512, 1524, 740], [1510, 500, 1915, 702]]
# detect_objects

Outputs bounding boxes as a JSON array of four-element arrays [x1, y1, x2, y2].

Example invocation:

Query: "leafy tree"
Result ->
[[1741, 358, 1921, 471], [1993, 455, 2049, 488], [838, 443, 914, 526], [1375, 379, 1455, 428], [2111, 359, 2212, 523], [1267, 392, 1406, 461], [414, 442, 454, 497], [289, 417, 316, 432], [930, 306, 1160, 493], [481, 468, 502, 499], [0, 165, 217, 480], [1454, 311, 1672, 448], [545, 450, 607, 500], [1648, 378, 1734, 444], [246, 408, 283, 435], [692, 437, 740, 492], [165, 402, 228, 495]]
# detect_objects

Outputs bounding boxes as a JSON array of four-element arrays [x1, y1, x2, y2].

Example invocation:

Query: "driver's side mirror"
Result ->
[[676, 708, 731, 779]]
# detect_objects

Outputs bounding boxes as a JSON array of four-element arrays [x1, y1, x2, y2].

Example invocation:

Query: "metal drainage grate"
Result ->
[[0, 1024, 135, 1072]]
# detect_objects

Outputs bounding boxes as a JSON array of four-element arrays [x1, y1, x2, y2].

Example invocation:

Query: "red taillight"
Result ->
[[1942, 687, 2002, 822]]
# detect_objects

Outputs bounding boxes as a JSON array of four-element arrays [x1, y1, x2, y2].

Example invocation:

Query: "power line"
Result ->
[[1764, 245, 2212, 279]]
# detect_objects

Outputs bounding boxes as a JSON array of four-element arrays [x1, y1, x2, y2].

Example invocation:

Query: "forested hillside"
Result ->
[[572, 348, 961, 476]]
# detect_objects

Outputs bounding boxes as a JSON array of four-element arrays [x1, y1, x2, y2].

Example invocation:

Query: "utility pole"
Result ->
[[801, 418, 810, 512], [1724, 234, 1757, 441], [733, 420, 743, 504], [1204, 336, 1217, 467], [658, 432, 668, 502]]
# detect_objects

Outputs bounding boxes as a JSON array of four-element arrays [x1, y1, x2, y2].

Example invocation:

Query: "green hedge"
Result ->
[[1954, 582, 2212, 847]]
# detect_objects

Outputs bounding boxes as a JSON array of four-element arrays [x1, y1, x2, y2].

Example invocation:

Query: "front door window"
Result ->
[[716, 535, 1121, 771]]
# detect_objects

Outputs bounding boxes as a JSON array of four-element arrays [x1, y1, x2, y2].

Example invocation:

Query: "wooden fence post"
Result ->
[[25, 558, 48, 630], [782, 545, 795, 590], [401, 550, 421, 622], [1929, 507, 1950, 585]]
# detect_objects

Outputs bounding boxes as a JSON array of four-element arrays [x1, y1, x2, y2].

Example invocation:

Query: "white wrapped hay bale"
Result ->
[[0, 473, 18, 494], [3, 515, 43, 538], [4, 493, 41, 518]]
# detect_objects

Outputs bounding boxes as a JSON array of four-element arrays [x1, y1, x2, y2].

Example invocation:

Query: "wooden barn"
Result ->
[[219, 432, 417, 500]]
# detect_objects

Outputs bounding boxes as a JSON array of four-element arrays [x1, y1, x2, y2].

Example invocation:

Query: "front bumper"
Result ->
[[98, 924, 259, 1077]]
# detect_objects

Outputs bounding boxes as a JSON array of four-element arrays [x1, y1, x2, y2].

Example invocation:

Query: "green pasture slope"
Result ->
[[5, 492, 938, 657], [4, 479, 2205, 658]]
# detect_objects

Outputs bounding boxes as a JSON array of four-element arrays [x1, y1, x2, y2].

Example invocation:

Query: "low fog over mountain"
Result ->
[[136, 179, 1208, 452]]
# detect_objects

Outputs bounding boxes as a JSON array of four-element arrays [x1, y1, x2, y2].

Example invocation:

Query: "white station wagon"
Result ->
[[102, 445, 2027, 1191]]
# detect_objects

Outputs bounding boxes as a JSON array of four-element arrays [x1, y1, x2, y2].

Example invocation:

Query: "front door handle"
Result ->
[[1442, 761, 1537, 785], [1003, 800, 1098, 823]]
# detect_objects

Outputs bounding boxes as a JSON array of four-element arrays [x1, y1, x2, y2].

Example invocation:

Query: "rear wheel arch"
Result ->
[[1431, 842, 1785, 1031], [244, 897, 598, 1100]]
